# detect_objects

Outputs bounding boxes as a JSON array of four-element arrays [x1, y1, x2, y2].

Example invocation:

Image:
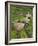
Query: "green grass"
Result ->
[[10, 5, 33, 39], [10, 29, 28, 39]]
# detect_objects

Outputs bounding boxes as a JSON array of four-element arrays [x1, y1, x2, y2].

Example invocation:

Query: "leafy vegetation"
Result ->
[[10, 5, 33, 39]]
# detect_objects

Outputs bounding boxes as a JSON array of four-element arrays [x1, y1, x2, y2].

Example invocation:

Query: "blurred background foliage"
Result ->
[[10, 5, 33, 39]]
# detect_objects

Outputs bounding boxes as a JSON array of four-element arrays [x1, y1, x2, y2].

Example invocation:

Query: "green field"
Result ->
[[10, 5, 33, 39]]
